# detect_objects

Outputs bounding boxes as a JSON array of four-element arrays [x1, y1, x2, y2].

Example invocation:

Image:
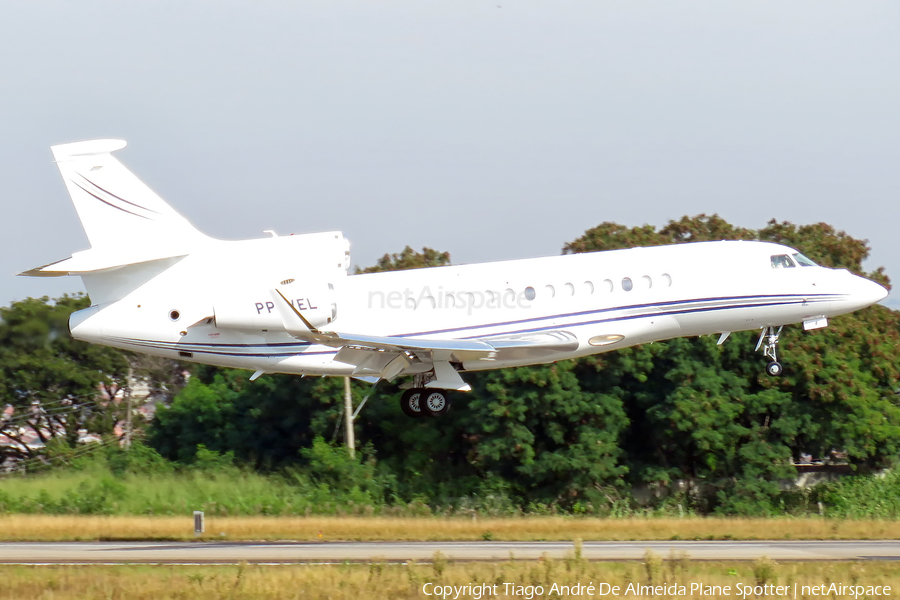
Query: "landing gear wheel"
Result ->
[[758, 326, 785, 376], [400, 388, 424, 418], [420, 389, 451, 417]]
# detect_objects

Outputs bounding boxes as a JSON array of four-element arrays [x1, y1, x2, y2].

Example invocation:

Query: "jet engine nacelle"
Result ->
[[214, 280, 337, 332]]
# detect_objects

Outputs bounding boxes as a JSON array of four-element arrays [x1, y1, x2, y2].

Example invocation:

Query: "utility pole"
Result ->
[[343, 377, 355, 458], [123, 372, 133, 450]]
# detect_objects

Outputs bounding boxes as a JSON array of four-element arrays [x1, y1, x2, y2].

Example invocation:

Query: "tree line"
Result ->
[[1, 214, 898, 515]]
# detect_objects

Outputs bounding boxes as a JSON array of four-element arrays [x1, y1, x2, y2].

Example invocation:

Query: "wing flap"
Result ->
[[477, 330, 580, 362]]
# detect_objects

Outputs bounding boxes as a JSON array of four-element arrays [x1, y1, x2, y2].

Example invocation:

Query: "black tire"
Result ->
[[400, 388, 424, 418], [420, 389, 451, 417], [766, 361, 783, 377]]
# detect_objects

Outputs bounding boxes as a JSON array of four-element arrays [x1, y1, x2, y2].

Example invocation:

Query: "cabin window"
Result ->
[[524, 287, 536, 301], [771, 254, 796, 269], [622, 277, 633, 292], [564, 283, 575, 296], [641, 275, 652, 289], [793, 253, 817, 267], [584, 281, 594, 294], [662, 273, 672, 286], [602, 279, 614, 292], [545, 285, 556, 298], [169, 310, 181, 321], [485, 290, 497, 308]]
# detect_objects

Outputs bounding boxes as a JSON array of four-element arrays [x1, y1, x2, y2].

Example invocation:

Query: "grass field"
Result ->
[[2, 515, 900, 541], [0, 559, 896, 599]]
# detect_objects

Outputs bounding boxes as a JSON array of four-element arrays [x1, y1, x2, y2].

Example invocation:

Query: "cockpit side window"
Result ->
[[793, 253, 817, 267], [770, 254, 796, 269]]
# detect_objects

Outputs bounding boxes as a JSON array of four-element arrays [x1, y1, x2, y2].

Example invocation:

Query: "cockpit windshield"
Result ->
[[792, 253, 817, 267], [770, 254, 796, 269]]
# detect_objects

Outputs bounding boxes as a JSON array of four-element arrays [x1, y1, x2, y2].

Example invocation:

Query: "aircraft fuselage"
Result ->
[[68, 238, 885, 376]]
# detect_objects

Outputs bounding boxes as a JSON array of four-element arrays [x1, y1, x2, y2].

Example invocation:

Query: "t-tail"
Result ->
[[19, 139, 211, 304]]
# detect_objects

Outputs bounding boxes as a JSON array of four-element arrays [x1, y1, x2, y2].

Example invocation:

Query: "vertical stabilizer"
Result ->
[[50, 139, 208, 251]]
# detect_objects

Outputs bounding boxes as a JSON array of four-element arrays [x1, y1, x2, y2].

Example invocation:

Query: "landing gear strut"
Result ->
[[756, 326, 784, 376]]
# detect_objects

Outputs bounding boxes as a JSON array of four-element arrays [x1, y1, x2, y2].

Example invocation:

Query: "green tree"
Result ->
[[462, 362, 629, 506], [149, 367, 349, 469], [356, 246, 451, 273], [0, 295, 129, 460], [565, 214, 900, 513], [127, 353, 190, 404], [563, 214, 756, 254]]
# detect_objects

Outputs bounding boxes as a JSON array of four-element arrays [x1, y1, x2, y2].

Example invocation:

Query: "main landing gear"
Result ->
[[756, 325, 784, 377], [400, 388, 452, 418]]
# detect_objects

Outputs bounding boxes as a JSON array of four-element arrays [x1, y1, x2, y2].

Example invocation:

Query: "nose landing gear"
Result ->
[[756, 326, 784, 377]]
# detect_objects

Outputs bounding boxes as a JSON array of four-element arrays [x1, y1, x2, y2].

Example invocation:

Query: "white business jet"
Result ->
[[22, 140, 888, 418]]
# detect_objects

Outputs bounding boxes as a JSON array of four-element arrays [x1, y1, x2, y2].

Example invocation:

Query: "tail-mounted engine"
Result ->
[[214, 280, 337, 332]]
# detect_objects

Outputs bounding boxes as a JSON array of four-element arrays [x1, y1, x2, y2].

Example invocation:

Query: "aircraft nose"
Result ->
[[855, 276, 888, 307]]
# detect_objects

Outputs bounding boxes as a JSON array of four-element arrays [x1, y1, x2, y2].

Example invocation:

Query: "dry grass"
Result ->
[[0, 559, 897, 599], [0, 514, 899, 542]]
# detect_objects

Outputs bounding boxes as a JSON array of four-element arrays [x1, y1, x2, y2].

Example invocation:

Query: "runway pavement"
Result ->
[[0, 540, 898, 564]]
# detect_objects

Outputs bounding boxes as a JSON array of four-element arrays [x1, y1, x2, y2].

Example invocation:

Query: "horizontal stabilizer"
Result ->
[[52, 139, 127, 158], [19, 248, 187, 277]]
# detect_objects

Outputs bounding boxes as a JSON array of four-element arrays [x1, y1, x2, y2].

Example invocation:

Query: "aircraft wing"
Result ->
[[479, 330, 580, 361], [269, 289, 579, 386], [305, 331, 496, 355]]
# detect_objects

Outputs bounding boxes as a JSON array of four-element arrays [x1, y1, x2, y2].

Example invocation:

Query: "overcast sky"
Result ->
[[3, 1, 899, 307]]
